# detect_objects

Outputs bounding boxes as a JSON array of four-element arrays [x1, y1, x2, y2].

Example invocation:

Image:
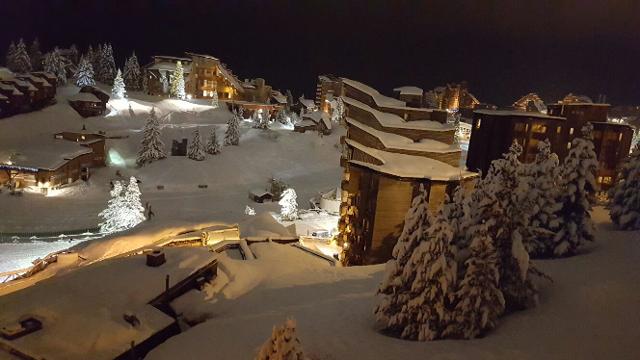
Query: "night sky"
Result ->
[[1, 0, 639, 106]]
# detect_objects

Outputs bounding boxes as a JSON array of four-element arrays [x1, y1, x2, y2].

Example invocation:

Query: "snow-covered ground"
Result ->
[[144, 207, 640, 360], [0, 85, 343, 272]]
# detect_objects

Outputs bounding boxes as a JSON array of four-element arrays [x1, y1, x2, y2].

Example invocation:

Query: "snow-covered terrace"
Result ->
[[346, 117, 458, 154], [0, 247, 216, 360], [343, 96, 452, 131], [147, 61, 193, 74], [304, 111, 332, 130], [345, 138, 474, 181], [341, 78, 406, 107], [68, 92, 102, 103]]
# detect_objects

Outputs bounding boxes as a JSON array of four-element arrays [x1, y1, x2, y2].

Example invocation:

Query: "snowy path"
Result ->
[[148, 207, 640, 360]]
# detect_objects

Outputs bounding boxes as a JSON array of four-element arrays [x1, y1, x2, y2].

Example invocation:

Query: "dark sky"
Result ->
[[2, 0, 639, 106]]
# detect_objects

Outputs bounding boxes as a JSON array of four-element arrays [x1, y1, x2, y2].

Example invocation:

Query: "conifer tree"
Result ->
[[99, 178, 145, 233], [525, 139, 563, 257], [43, 48, 67, 85], [99, 43, 116, 84], [169, 60, 186, 99], [375, 185, 431, 335], [609, 145, 640, 230], [256, 318, 306, 360], [401, 207, 457, 341], [225, 109, 241, 145], [13, 38, 32, 73], [68, 44, 79, 64], [137, 107, 166, 166], [206, 127, 221, 155], [28, 38, 43, 71], [5, 41, 17, 71], [123, 52, 142, 90], [554, 123, 598, 256], [160, 71, 169, 94], [210, 90, 219, 108], [187, 128, 206, 161], [90, 44, 102, 75], [444, 224, 504, 339], [99, 181, 125, 233], [444, 186, 468, 250], [279, 188, 298, 221], [111, 69, 126, 99], [74, 56, 95, 87], [484, 141, 537, 310]]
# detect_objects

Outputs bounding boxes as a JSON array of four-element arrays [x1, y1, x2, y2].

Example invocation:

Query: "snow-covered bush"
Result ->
[[444, 224, 504, 339], [224, 109, 241, 146], [210, 90, 219, 109], [187, 129, 206, 161], [8, 38, 31, 73], [74, 56, 95, 87], [98, 177, 145, 233], [206, 127, 221, 155], [608, 144, 640, 230], [137, 107, 166, 166], [245, 205, 256, 216], [279, 188, 298, 221], [170, 61, 186, 100], [554, 123, 598, 256], [111, 69, 126, 99], [98, 43, 116, 84], [256, 318, 306, 360], [43, 48, 68, 85]]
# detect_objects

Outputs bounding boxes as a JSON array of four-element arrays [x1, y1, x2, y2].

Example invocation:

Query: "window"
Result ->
[[557, 126, 562, 134], [569, 127, 574, 135], [475, 119, 481, 129], [567, 142, 571, 149], [619, 133, 623, 141], [531, 123, 547, 134]]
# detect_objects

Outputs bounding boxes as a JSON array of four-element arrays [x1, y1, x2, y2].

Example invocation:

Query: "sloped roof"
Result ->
[[69, 92, 102, 103], [342, 78, 406, 107], [303, 111, 332, 130], [393, 86, 424, 96]]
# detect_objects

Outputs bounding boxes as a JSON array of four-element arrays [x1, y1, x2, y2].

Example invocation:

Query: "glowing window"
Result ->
[[567, 142, 571, 149], [569, 127, 574, 135], [475, 119, 481, 129]]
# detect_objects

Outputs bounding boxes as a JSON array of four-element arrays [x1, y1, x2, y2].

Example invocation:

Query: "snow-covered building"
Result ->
[[0, 247, 218, 360], [144, 55, 193, 96], [68, 86, 110, 117], [426, 82, 480, 111], [393, 86, 424, 107], [0, 71, 56, 116], [513, 93, 546, 113], [316, 74, 343, 113], [294, 110, 332, 135], [338, 79, 476, 265]]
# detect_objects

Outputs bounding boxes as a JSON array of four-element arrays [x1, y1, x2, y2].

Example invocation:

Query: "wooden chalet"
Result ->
[[248, 189, 274, 203], [338, 79, 476, 265], [144, 55, 192, 96], [393, 86, 424, 108], [591, 121, 634, 190], [294, 110, 332, 135], [0, 71, 57, 118], [15, 74, 55, 108], [316, 75, 343, 113], [69, 86, 110, 117], [54, 131, 107, 167], [0, 83, 27, 115]]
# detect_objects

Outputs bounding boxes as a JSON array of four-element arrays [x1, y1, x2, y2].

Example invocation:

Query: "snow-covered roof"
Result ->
[[341, 78, 406, 107], [0, 247, 216, 360], [31, 71, 57, 80], [0, 67, 14, 78], [474, 109, 565, 120], [271, 90, 287, 104], [346, 118, 458, 154], [68, 92, 102, 103], [296, 119, 317, 128], [249, 189, 273, 197], [393, 86, 424, 96], [299, 97, 316, 109], [343, 96, 453, 131], [303, 111, 332, 130], [186, 52, 220, 61], [152, 55, 192, 62], [0, 93, 7, 101], [147, 61, 193, 74], [0, 141, 93, 171], [2, 78, 37, 91], [217, 63, 243, 92], [345, 138, 474, 181], [0, 83, 23, 95]]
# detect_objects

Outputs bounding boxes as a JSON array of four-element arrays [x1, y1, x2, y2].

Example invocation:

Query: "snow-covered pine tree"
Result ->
[[524, 139, 563, 257], [123, 51, 142, 90], [74, 56, 95, 87], [68, 44, 79, 64], [279, 188, 298, 221], [444, 186, 468, 250], [98, 178, 145, 233], [554, 123, 598, 256], [253, 109, 270, 129], [285, 89, 294, 111], [99, 181, 125, 233], [224, 109, 241, 146], [137, 107, 166, 166], [210, 90, 219, 109], [205, 127, 221, 155], [609, 144, 640, 230], [111, 69, 126, 99], [5, 41, 17, 71], [13, 38, 31, 73], [401, 206, 457, 341], [484, 141, 537, 310], [43, 48, 67, 85], [255, 318, 306, 360], [187, 128, 206, 161], [28, 38, 43, 71], [245, 205, 256, 216], [334, 96, 345, 123], [91, 44, 102, 76], [444, 224, 505, 339], [160, 71, 169, 94], [99, 43, 116, 84], [169, 61, 186, 99], [375, 184, 431, 336]]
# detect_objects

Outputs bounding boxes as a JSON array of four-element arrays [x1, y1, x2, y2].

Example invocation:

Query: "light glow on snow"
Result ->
[[108, 148, 126, 167]]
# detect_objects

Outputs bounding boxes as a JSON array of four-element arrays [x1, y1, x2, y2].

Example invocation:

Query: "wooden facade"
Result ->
[[547, 102, 610, 158], [68, 87, 109, 117], [339, 79, 475, 265], [0, 72, 56, 117], [466, 110, 566, 175], [466, 108, 634, 191]]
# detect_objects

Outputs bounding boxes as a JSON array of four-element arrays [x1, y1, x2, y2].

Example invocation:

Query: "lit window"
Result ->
[[475, 119, 481, 129], [567, 142, 571, 149], [557, 126, 561, 134], [619, 133, 623, 141], [569, 127, 574, 135]]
